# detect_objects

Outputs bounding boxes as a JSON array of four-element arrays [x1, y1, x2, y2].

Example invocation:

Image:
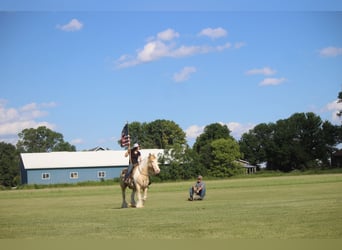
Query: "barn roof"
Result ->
[[236, 159, 257, 168], [20, 149, 164, 170]]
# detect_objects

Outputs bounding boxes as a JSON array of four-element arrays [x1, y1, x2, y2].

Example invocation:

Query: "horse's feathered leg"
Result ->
[[130, 188, 136, 207], [121, 184, 128, 208], [136, 185, 144, 208], [143, 187, 148, 203], [120, 169, 130, 208]]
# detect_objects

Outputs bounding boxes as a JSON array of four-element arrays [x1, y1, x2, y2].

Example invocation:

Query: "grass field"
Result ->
[[0, 174, 341, 239]]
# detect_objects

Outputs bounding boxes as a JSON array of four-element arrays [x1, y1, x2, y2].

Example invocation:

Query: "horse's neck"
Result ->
[[135, 158, 149, 177], [141, 158, 150, 175]]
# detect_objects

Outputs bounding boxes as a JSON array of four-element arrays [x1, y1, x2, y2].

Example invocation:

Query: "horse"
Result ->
[[120, 153, 160, 208]]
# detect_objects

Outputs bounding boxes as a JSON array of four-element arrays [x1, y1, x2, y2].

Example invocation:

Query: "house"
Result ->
[[20, 149, 164, 185], [331, 149, 342, 167], [236, 159, 257, 174], [88, 146, 106, 151]]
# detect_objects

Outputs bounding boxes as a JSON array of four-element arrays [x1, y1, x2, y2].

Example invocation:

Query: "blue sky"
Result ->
[[1, 1, 342, 150]]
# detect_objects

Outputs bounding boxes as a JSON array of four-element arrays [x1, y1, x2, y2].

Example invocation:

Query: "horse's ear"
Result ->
[[148, 153, 156, 160]]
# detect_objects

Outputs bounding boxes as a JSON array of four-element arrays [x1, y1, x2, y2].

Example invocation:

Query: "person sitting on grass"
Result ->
[[188, 175, 206, 201]]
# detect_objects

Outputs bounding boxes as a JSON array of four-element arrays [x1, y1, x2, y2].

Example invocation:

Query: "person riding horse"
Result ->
[[124, 143, 141, 184], [120, 153, 160, 208]]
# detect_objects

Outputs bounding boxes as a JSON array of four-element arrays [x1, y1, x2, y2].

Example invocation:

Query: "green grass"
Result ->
[[0, 174, 341, 239]]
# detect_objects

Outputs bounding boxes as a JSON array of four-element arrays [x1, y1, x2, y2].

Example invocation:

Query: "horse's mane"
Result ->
[[139, 156, 149, 169], [133, 155, 150, 180]]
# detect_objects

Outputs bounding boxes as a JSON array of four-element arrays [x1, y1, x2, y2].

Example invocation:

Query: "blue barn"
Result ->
[[20, 149, 164, 185]]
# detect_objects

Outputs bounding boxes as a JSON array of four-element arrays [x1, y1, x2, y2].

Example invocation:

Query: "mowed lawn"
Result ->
[[0, 174, 341, 239]]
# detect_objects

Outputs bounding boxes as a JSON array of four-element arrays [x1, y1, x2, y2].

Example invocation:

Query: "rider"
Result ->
[[124, 143, 141, 183]]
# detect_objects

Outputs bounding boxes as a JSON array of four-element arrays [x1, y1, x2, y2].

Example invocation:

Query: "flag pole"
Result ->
[[126, 122, 132, 166]]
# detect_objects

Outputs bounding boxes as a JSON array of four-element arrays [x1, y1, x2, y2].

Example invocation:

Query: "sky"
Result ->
[[1, 1, 342, 150]]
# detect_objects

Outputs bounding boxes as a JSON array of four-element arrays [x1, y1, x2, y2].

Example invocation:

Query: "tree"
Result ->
[[193, 123, 234, 172], [337, 91, 342, 118], [193, 123, 233, 154], [125, 120, 186, 149], [146, 119, 186, 149], [126, 121, 151, 147], [321, 120, 342, 167], [0, 142, 20, 187], [209, 138, 243, 177], [240, 112, 341, 172], [239, 123, 274, 166], [268, 113, 330, 171], [158, 143, 201, 180], [16, 126, 76, 153]]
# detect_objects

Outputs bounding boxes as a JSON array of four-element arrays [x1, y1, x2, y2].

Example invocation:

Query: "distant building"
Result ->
[[88, 146, 106, 151], [236, 159, 257, 174], [20, 149, 164, 185], [331, 149, 342, 167]]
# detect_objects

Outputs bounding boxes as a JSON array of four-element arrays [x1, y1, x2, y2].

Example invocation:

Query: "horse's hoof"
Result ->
[[136, 203, 144, 208]]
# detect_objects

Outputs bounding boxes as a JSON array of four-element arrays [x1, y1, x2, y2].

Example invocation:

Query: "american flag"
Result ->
[[120, 123, 130, 147]]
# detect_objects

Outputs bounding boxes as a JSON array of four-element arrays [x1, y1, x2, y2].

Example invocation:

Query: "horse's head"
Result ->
[[147, 153, 160, 175]]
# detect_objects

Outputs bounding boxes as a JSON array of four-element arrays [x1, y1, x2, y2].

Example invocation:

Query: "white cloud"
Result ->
[[0, 100, 56, 144], [185, 125, 205, 139], [157, 29, 179, 41], [226, 122, 255, 139], [137, 40, 171, 62], [57, 18, 83, 32], [0, 103, 18, 124], [0, 120, 52, 136], [234, 42, 246, 49], [319, 46, 342, 57], [173, 66, 197, 82], [324, 99, 342, 123], [246, 67, 277, 76], [198, 27, 227, 39], [115, 28, 236, 68], [216, 42, 232, 51], [172, 45, 203, 57], [115, 54, 139, 68], [71, 138, 84, 145], [246, 67, 287, 87], [259, 77, 286, 86]]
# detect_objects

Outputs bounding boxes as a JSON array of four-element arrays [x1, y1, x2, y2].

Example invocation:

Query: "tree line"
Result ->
[[1, 97, 342, 187]]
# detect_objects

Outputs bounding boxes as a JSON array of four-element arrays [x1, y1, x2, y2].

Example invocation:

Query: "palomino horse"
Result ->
[[120, 153, 160, 208]]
